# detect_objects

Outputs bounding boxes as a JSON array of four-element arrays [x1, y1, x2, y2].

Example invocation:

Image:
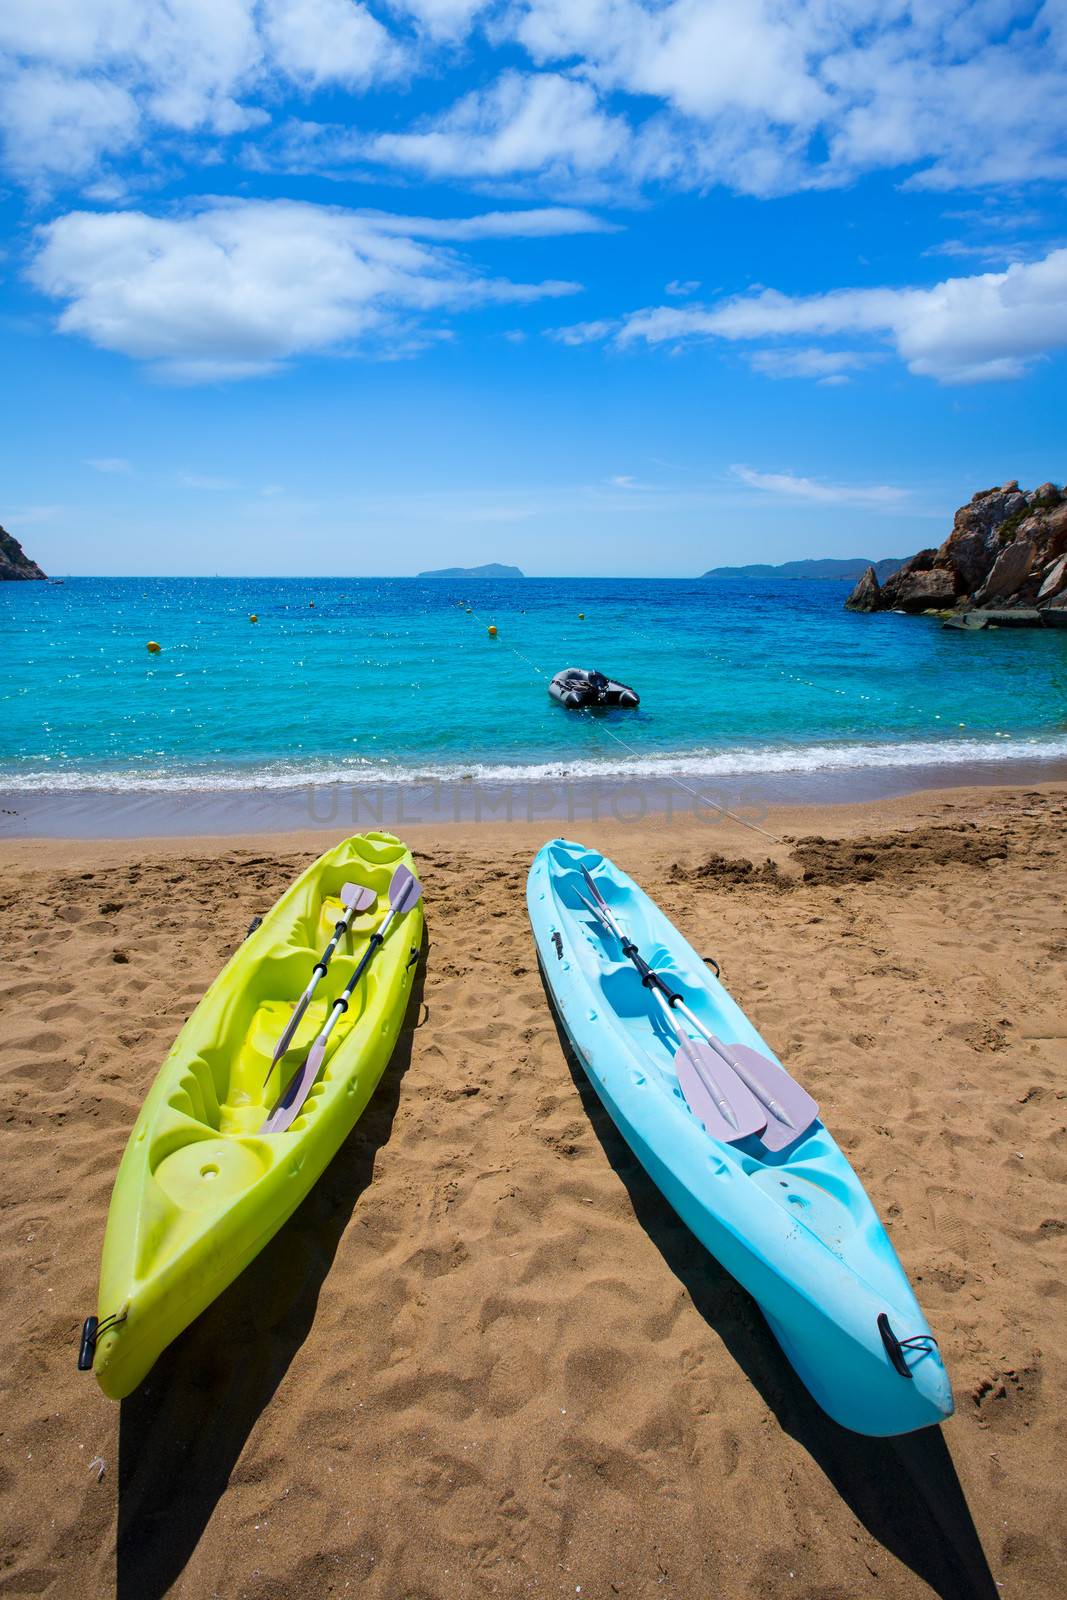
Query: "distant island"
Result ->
[[0, 525, 46, 581], [703, 556, 906, 582], [418, 562, 524, 579]]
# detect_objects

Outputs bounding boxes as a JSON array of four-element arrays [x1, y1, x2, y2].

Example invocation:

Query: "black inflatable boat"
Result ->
[[548, 668, 640, 709]]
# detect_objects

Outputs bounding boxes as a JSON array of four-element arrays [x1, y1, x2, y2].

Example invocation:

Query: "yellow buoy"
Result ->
[[249, 614, 258, 623], [488, 625, 498, 637], [146, 641, 161, 654], [578, 612, 585, 620]]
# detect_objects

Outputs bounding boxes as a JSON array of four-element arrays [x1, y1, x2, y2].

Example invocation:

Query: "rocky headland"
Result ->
[[845, 481, 1067, 628], [0, 526, 46, 581]]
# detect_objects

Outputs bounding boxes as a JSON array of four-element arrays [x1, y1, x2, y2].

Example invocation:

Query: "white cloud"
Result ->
[[520, 0, 1067, 194], [607, 473, 656, 490], [365, 70, 632, 182], [0, 0, 263, 186], [27, 198, 583, 381], [343, 3, 1067, 197], [746, 347, 875, 381], [0, 68, 139, 184], [86, 456, 132, 473], [259, 0, 403, 91], [0, 0, 394, 188], [731, 465, 910, 508], [386, 0, 491, 41], [353, 205, 617, 239], [3, 2, 1067, 199], [545, 318, 619, 345], [665, 279, 700, 296], [517, 0, 825, 125], [616, 248, 1067, 383]]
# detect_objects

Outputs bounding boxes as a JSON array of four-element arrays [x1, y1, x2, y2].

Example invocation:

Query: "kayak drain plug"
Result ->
[[77, 1310, 127, 1372]]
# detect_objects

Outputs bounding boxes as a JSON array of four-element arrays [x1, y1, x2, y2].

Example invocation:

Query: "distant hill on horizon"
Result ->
[[419, 562, 524, 579], [702, 556, 906, 582]]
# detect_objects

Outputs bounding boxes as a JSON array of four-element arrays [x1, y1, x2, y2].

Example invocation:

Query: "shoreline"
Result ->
[[3, 750, 1067, 839], [2, 776, 1064, 874]]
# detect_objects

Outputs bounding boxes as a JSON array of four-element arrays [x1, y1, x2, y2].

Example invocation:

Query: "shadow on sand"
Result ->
[[542, 975, 997, 1600], [115, 941, 427, 1600]]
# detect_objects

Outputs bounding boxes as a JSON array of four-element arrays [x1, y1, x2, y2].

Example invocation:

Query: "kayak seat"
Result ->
[[597, 962, 657, 1017], [149, 948, 380, 1141]]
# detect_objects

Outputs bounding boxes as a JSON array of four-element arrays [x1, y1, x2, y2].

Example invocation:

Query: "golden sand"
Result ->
[[1, 782, 1064, 1598]]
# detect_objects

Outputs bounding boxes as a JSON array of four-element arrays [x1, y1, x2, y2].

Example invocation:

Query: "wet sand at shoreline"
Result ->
[[1, 780, 1065, 1598]]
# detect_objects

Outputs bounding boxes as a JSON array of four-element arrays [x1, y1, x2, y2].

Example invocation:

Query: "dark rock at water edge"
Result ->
[[844, 564, 882, 612], [0, 526, 46, 581], [845, 481, 1067, 626], [942, 609, 1045, 631]]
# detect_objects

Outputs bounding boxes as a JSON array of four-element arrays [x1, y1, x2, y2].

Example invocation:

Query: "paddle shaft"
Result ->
[[312, 900, 402, 1053], [269, 886, 373, 1073], [647, 983, 740, 1130]]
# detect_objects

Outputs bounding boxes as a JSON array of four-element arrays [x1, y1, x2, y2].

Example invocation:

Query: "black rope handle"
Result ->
[[878, 1312, 939, 1379], [78, 1309, 127, 1371]]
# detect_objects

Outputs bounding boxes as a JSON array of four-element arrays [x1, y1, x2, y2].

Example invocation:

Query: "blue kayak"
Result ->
[[527, 838, 953, 1437]]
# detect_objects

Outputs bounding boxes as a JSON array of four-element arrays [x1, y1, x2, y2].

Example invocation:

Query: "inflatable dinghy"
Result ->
[[548, 668, 639, 709]]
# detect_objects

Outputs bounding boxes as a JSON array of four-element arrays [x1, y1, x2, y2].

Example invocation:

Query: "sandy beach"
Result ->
[[1, 780, 1065, 1600]]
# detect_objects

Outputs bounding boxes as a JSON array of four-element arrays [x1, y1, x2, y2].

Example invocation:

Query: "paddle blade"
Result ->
[[713, 1041, 819, 1151], [579, 864, 614, 920], [676, 1042, 766, 1143], [341, 882, 376, 914], [261, 1036, 328, 1135], [389, 864, 423, 914], [270, 989, 311, 1070]]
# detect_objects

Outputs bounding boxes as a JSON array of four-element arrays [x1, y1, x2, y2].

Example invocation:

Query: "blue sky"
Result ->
[[2, 1, 1066, 577]]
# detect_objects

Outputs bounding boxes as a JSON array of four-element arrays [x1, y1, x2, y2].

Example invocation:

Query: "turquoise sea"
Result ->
[[2, 576, 1066, 793]]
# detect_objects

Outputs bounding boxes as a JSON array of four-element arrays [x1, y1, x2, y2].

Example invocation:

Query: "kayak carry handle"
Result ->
[[878, 1312, 939, 1380], [77, 1317, 99, 1371], [77, 1308, 127, 1372]]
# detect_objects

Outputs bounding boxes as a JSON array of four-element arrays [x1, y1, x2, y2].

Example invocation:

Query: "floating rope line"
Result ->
[[459, 602, 780, 843]]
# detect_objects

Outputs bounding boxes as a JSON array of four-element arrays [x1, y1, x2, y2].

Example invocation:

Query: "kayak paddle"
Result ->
[[264, 880, 377, 1083], [261, 864, 423, 1135], [663, 995, 818, 1152], [646, 979, 767, 1141], [577, 864, 817, 1150], [575, 880, 763, 1140]]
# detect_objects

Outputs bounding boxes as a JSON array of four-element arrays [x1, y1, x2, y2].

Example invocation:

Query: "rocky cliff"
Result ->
[[0, 526, 47, 581], [845, 482, 1067, 620]]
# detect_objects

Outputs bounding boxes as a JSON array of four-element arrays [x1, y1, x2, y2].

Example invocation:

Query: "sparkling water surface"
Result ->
[[2, 576, 1066, 790]]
